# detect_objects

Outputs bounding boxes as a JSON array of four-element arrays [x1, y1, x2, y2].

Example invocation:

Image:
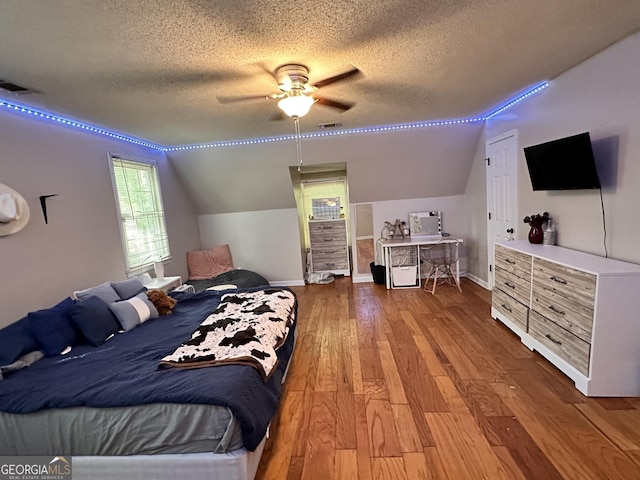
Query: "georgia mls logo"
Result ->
[[0, 456, 72, 479], [49, 457, 71, 474]]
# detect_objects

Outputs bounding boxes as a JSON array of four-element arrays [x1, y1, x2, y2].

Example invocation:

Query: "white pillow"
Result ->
[[206, 284, 238, 291], [109, 292, 159, 331]]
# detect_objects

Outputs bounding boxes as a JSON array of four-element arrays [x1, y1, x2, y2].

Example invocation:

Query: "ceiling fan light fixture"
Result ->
[[278, 94, 315, 118]]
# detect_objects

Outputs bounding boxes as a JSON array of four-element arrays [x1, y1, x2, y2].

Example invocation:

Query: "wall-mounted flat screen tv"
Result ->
[[524, 132, 601, 191]]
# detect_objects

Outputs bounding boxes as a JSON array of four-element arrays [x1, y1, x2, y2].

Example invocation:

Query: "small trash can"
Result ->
[[370, 262, 386, 285]]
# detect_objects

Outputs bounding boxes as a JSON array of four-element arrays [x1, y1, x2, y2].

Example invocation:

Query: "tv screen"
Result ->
[[524, 132, 601, 191]]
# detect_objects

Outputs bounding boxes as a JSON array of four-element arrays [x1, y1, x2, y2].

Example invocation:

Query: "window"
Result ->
[[110, 155, 170, 275]]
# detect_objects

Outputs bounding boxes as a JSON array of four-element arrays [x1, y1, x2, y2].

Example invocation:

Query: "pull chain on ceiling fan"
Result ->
[[294, 116, 303, 171]]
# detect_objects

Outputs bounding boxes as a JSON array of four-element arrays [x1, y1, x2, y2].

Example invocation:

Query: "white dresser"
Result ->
[[309, 219, 350, 276], [491, 240, 640, 396]]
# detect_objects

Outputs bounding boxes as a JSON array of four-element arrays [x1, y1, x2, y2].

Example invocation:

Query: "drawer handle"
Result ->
[[504, 281, 516, 289], [548, 305, 566, 315], [545, 334, 563, 346], [504, 258, 516, 265], [501, 303, 512, 313], [550, 276, 568, 285]]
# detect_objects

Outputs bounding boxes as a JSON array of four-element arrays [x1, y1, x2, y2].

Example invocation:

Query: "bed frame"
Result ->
[[72, 329, 296, 480]]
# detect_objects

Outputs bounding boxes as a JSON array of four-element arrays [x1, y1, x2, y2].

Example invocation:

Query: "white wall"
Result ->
[[171, 115, 482, 287], [167, 123, 483, 214], [198, 209, 305, 285], [349, 194, 468, 282], [0, 111, 201, 327], [462, 125, 490, 286], [371, 195, 466, 240], [198, 195, 468, 285], [476, 31, 640, 266]]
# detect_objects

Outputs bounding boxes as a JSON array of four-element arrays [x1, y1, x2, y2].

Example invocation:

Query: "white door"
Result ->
[[486, 130, 518, 288]]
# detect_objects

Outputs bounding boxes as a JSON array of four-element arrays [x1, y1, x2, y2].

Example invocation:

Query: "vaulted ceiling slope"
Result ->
[[1, 1, 640, 147]]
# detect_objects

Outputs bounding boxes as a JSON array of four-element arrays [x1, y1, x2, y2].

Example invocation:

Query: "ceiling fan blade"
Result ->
[[268, 111, 287, 121], [216, 93, 278, 104], [311, 67, 361, 89], [314, 96, 354, 111], [255, 62, 280, 84]]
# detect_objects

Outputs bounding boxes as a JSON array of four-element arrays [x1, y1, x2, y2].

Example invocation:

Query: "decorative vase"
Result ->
[[528, 221, 544, 244]]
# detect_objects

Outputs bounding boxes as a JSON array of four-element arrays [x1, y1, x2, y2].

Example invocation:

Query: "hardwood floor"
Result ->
[[356, 238, 375, 274], [256, 277, 640, 480]]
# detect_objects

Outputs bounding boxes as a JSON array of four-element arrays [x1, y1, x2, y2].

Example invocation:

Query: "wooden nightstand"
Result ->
[[143, 276, 182, 293]]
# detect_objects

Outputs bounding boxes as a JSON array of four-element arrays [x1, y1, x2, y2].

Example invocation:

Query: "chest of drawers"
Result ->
[[491, 240, 640, 396], [530, 258, 595, 366], [493, 245, 532, 331], [308, 219, 350, 276]]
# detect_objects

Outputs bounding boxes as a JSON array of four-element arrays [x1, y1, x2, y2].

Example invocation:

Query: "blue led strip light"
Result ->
[[2, 81, 548, 152], [164, 116, 489, 152], [0, 99, 165, 150], [483, 81, 549, 119], [165, 81, 549, 152]]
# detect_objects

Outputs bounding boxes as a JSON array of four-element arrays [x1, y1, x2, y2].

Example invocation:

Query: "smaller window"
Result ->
[[110, 155, 170, 275]]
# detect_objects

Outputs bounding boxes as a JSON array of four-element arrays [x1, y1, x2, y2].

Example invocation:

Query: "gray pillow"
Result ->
[[73, 283, 120, 304], [1, 350, 44, 380], [111, 277, 146, 300], [109, 292, 159, 331]]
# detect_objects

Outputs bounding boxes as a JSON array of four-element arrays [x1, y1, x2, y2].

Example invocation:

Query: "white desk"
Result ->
[[379, 236, 463, 289], [143, 276, 182, 293]]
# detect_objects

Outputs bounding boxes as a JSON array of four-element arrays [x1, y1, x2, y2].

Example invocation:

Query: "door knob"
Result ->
[[506, 228, 514, 234]]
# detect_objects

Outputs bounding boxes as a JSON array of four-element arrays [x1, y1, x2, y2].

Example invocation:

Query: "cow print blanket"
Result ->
[[159, 288, 296, 380]]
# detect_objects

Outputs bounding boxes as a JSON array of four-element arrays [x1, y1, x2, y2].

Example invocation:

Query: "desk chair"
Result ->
[[421, 241, 462, 294]]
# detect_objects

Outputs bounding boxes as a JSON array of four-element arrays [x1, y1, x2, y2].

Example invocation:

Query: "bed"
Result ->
[[186, 269, 270, 293], [0, 282, 297, 480], [183, 244, 270, 293]]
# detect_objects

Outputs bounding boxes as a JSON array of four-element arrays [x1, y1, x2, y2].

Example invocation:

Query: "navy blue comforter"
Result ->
[[0, 287, 297, 451]]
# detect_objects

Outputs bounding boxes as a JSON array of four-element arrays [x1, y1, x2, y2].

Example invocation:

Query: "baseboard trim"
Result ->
[[268, 274, 489, 290], [465, 273, 490, 290], [270, 279, 306, 287], [352, 273, 374, 283]]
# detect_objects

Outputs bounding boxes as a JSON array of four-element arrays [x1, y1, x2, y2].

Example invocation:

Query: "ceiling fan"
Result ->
[[216, 63, 361, 118]]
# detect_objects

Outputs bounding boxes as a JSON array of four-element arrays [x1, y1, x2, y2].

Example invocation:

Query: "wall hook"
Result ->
[[39, 194, 58, 224]]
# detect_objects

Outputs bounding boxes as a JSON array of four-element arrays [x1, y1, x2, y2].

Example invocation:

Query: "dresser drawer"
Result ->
[[309, 230, 347, 246], [531, 284, 593, 343], [310, 237, 347, 248], [492, 287, 529, 331], [533, 258, 596, 305], [312, 246, 348, 261], [495, 245, 532, 278], [529, 310, 590, 376], [309, 221, 346, 235], [312, 258, 349, 271], [494, 266, 531, 305]]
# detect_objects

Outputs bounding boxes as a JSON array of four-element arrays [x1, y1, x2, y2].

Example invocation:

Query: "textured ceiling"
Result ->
[[1, 0, 640, 146]]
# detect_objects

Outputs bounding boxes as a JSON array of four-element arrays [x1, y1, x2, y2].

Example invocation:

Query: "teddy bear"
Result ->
[[146, 289, 177, 316]]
